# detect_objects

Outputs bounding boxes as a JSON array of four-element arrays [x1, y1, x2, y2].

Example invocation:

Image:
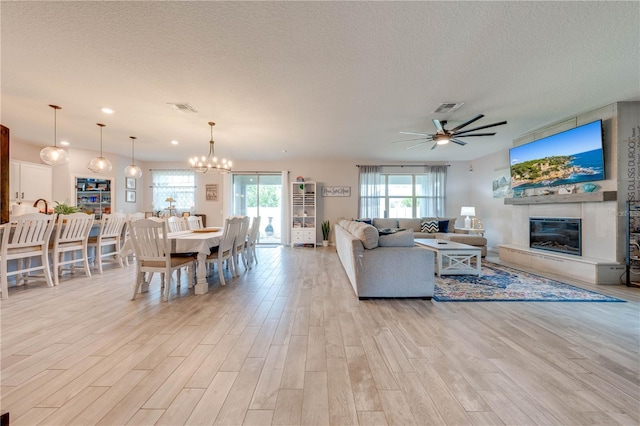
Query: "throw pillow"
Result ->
[[355, 218, 372, 225], [421, 220, 438, 233], [438, 220, 450, 233], [378, 229, 415, 247]]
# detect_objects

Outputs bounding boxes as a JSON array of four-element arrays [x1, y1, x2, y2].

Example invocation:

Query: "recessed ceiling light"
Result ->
[[101, 107, 114, 114], [282, 150, 287, 153], [59, 140, 70, 146], [171, 140, 179, 145]]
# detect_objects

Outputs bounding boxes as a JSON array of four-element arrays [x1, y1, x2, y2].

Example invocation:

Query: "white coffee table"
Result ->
[[415, 238, 482, 276]]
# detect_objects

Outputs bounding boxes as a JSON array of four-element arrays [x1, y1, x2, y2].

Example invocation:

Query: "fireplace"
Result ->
[[529, 217, 582, 256]]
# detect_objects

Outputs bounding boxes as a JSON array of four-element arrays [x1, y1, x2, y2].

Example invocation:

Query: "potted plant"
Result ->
[[321, 220, 330, 247], [53, 201, 79, 214]]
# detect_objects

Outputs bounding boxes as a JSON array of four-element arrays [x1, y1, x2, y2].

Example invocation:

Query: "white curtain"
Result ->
[[416, 165, 447, 217], [358, 165, 382, 218], [281, 171, 290, 245]]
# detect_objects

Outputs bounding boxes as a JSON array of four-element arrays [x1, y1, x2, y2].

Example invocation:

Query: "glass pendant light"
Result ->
[[40, 104, 69, 166], [87, 123, 112, 173], [124, 136, 143, 179], [188, 121, 232, 174]]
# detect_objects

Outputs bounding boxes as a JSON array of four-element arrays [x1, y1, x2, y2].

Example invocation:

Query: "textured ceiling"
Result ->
[[2, 1, 639, 163]]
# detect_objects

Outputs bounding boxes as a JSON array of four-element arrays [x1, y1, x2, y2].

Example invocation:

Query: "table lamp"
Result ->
[[460, 206, 476, 229]]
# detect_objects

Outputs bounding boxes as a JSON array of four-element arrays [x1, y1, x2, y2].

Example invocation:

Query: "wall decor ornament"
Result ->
[[206, 184, 218, 201], [125, 177, 136, 190], [321, 186, 351, 197], [125, 190, 136, 203]]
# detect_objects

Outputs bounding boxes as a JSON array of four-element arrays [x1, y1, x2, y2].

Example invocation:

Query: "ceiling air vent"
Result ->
[[167, 102, 198, 113], [434, 102, 464, 113]]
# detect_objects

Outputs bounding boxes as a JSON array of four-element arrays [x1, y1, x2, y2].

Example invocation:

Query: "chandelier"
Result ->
[[87, 123, 112, 173], [189, 121, 232, 174], [39, 104, 69, 166], [124, 136, 143, 179]]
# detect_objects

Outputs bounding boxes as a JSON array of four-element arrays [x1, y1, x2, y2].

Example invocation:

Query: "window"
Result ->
[[151, 169, 196, 214], [359, 166, 446, 218]]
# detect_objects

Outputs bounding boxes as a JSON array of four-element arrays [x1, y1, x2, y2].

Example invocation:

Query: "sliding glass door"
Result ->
[[232, 173, 283, 244]]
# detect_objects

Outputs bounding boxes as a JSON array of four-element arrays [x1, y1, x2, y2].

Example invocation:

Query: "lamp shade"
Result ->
[[460, 206, 476, 217]]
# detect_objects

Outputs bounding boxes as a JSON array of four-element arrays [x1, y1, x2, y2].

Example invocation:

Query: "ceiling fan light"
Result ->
[[435, 134, 450, 145]]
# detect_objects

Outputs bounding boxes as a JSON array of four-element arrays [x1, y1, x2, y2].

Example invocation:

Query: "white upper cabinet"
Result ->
[[10, 161, 53, 203]]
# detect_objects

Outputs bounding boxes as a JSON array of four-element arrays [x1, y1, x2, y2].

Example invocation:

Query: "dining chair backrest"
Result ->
[[234, 216, 251, 251], [129, 218, 169, 261], [1, 213, 57, 298], [186, 215, 203, 230], [51, 213, 95, 285], [98, 213, 127, 239], [53, 213, 95, 245], [219, 216, 241, 255], [246, 216, 261, 267], [167, 216, 188, 232], [3, 213, 56, 248], [127, 212, 145, 222]]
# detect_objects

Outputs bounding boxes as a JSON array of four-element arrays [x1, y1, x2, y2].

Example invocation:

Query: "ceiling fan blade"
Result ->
[[450, 138, 467, 146], [449, 114, 484, 132], [399, 131, 433, 137], [453, 132, 496, 137], [392, 137, 432, 144], [453, 120, 507, 135], [432, 119, 444, 133], [430, 143, 438, 150], [406, 141, 429, 150]]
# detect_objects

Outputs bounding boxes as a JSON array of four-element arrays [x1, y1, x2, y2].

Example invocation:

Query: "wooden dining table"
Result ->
[[121, 227, 223, 295]]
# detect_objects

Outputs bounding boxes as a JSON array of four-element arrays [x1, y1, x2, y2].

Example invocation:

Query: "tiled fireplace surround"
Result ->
[[499, 200, 624, 284]]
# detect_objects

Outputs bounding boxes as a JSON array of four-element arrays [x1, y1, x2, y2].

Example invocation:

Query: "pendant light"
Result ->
[[188, 121, 232, 174], [124, 136, 142, 179], [87, 123, 112, 173], [39, 104, 69, 166]]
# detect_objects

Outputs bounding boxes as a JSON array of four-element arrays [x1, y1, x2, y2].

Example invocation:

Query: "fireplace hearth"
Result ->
[[529, 217, 582, 256]]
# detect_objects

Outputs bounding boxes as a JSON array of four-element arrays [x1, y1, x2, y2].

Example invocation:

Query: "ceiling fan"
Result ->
[[394, 114, 507, 150]]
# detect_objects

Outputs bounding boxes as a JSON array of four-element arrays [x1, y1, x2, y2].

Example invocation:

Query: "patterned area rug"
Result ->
[[434, 262, 625, 302]]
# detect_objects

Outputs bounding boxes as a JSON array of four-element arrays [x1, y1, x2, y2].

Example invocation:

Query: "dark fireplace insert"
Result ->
[[529, 217, 582, 256]]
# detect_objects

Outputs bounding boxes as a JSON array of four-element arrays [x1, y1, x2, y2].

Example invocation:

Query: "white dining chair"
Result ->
[[206, 216, 240, 286], [87, 213, 127, 273], [50, 213, 95, 286], [167, 216, 188, 232], [128, 218, 195, 301], [0, 213, 56, 299], [232, 216, 251, 276], [186, 215, 203, 230], [245, 216, 261, 268]]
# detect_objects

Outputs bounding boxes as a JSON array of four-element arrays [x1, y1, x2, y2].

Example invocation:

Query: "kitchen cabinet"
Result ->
[[9, 161, 52, 203], [76, 177, 112, 220]]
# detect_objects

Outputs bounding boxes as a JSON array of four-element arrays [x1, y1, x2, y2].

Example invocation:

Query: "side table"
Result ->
[[455, 227, 485, 236]]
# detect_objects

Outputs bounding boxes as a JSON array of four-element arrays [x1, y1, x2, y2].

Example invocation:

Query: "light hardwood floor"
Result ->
[[1, 247, 639, 425]]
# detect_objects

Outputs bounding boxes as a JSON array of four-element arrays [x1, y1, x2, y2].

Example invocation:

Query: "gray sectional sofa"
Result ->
[[335, 219, 434, 299], [371, 217, 488, 257]]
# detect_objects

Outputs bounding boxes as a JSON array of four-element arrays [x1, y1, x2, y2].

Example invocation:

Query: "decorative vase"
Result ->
[[581, 183, 597, 193], [322, 240, 329, 247], [265, 217, 274, 236]]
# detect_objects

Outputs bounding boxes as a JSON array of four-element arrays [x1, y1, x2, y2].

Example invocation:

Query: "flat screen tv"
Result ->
[[509, 120, 605, 190]]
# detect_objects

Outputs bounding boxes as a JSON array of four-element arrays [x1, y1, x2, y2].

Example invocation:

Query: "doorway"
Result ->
[[232, 174, 283, 244]]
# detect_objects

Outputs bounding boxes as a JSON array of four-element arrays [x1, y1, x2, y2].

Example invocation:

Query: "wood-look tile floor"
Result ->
[[1, 247, 639, 425]]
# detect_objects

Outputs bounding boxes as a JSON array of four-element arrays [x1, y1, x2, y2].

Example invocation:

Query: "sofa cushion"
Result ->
[[421, 220, 439, 233], [378, 229, 415, 247], [373, 218, 398, 229], [398, 218, 421, 232], [438, 220, 450, 233], [352, 222, 379, 249]]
